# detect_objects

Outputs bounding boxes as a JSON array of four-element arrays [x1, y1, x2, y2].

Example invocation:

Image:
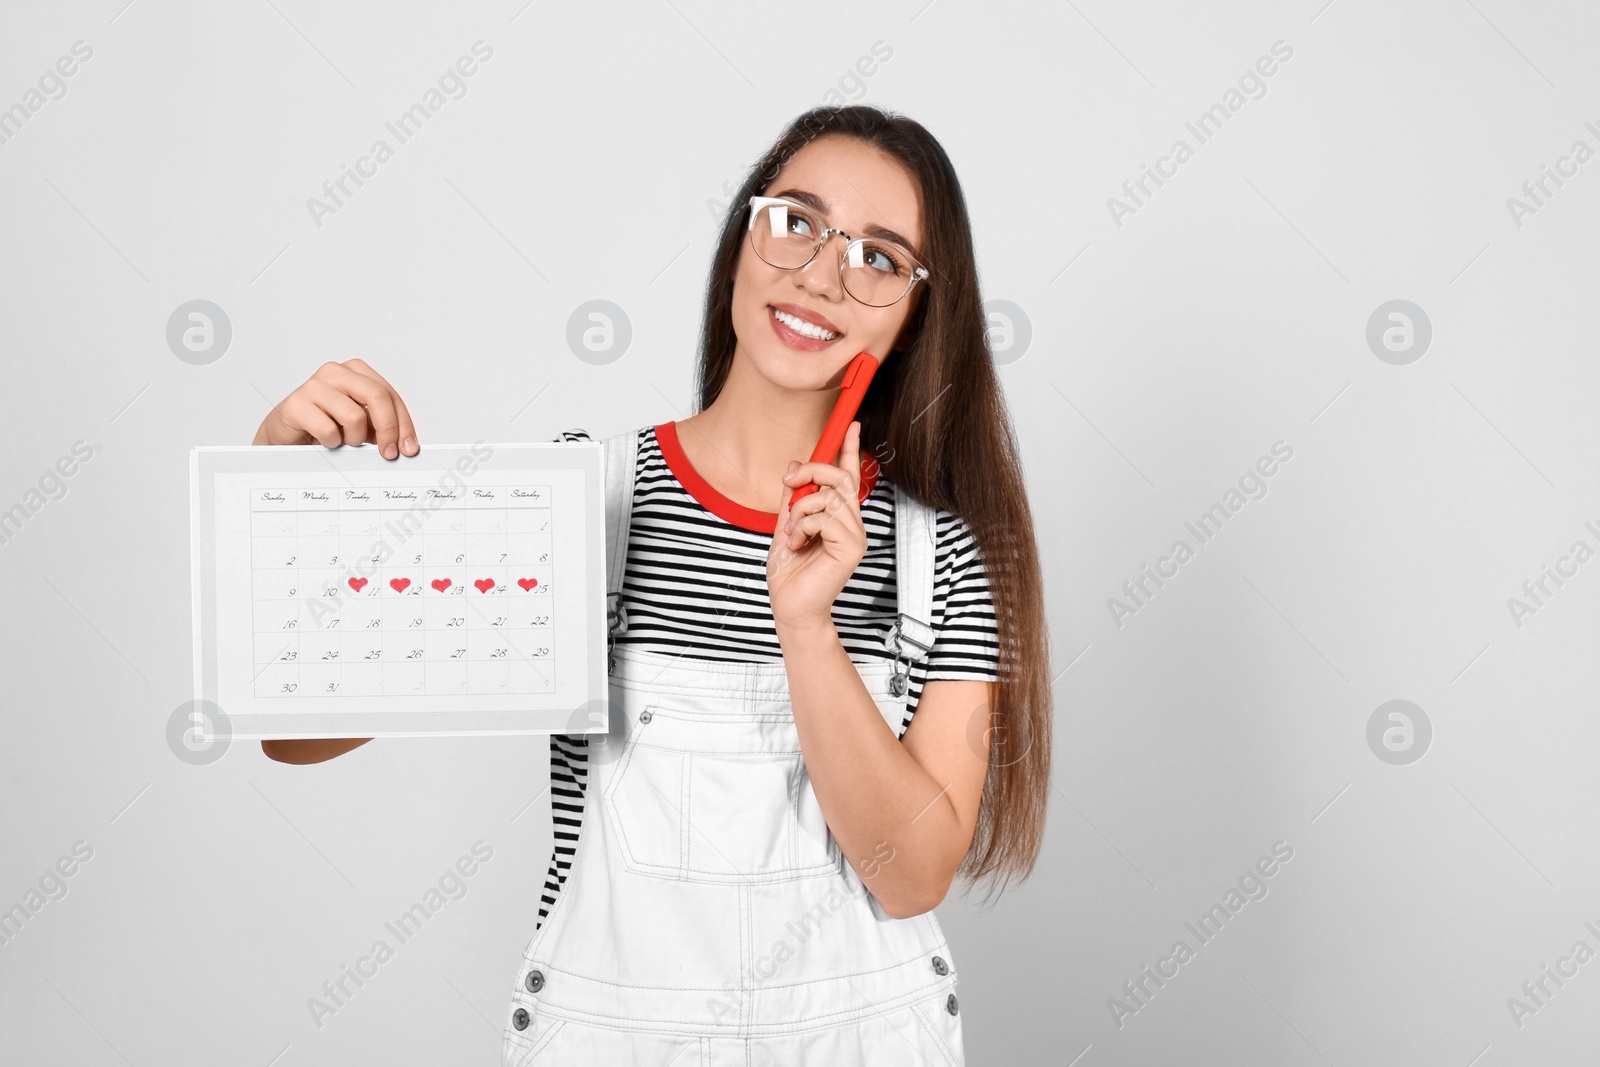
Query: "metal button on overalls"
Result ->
[[500, 428, 966, 1066], [524, 969, 543, 993]]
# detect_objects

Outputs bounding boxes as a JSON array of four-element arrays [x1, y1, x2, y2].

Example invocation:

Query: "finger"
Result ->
[[789, 498, 858, 552], [782, 457, 858, 496], [788, 501, 829, 550], [786, 487, 857, 544], [783, 485, 840, 528], [339, 365, 403, 458], [276, 387, 357, 448], [773, 479, 803, 556], [777, 460, 838, 527], [784, 460, 862, 527], [257, 400, 311, 446], [775, 464, 799, 532], [303, 380, 371, 447], [789, 506, 826, 543], [342, 359, 419, 456], [279, 392, 347, 449], [319, 363, 406, 459], [305, 364, 369, 446], [818, 484, 861, 527]]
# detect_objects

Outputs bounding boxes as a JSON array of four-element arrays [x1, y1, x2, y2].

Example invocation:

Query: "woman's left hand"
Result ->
[[768, 420, 869, 631]]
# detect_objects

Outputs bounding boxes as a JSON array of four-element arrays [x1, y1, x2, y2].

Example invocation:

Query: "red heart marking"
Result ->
[[347, 577, 368, 592], [474, 578, 496, 594], [517, 578, 538, 591], [431, 578, 451, 592], [390, 578, 410, 593]]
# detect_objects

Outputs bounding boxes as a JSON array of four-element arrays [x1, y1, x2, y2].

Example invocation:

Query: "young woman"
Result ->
[[255, 104, 1051, 1065]]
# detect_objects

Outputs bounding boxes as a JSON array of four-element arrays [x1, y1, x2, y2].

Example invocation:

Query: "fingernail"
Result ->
[[383, 443, 398, 460], [403, 436, 417, 454]]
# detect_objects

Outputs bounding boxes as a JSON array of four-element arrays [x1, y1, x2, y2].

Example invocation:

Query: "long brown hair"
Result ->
[[695, 104, 1053, 903]]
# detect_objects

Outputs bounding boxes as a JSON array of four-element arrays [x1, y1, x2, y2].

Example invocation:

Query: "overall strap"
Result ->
[[886, 479, 938, 697], [602, 427, 641, 651]]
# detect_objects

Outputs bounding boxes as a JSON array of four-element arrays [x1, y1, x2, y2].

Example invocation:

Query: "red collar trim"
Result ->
[[655, 420, 879, 534]]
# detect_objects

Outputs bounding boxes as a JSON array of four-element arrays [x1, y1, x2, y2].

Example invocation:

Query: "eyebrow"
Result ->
[[771, 188, 923, 262]]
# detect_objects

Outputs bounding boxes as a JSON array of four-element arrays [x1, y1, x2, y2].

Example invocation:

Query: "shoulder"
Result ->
[[931, 503, 974, 540], [550, 425, 658, 444], [920, 500, 1000, 676], [930, 505, 990, 587], [881, 484, 987, 585], [900, 488, 979, 561]]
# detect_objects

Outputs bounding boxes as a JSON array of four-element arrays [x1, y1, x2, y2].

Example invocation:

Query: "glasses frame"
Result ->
[[745, 195, 930, 308]]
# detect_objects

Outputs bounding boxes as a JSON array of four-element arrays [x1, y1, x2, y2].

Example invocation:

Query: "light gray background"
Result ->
[[2, 1, 1597, 1064]]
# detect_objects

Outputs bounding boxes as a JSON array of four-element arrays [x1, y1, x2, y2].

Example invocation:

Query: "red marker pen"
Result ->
[[790, 350, 880, 503]]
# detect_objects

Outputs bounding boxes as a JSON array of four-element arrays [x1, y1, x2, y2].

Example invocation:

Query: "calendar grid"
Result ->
[[248, 483, 558, 699]]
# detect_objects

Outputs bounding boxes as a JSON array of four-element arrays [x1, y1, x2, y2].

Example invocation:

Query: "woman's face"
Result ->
[[730, 135, 925, 392]]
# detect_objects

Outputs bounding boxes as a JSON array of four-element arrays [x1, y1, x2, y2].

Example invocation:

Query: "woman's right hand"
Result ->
[[254, 359, 411, 764], [253, 358, 419, 460]]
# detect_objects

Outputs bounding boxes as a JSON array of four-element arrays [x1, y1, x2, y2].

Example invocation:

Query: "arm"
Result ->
[[768, 421, 993, 916], [778, 616, 993, 918], [261, 737, 372, 764], [252, 359, 418, 766]]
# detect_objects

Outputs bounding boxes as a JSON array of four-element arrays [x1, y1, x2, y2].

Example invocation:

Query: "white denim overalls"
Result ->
[[501, 426, 967, 1066]]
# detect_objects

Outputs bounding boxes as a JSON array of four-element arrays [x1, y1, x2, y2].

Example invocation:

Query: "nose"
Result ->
[[795, 231, 846, 299]]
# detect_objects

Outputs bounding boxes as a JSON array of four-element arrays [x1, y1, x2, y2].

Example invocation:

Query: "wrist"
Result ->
[[774, 614, 838, 648]]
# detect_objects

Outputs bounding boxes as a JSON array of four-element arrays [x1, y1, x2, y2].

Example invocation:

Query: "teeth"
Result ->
[[772, 307, 838, 340]]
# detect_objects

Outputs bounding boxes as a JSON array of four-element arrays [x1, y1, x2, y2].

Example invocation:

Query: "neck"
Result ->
[[683, 355, 844, 494]]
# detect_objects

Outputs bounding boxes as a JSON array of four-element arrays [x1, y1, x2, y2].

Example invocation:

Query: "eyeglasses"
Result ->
[[746, 195, 929, 308]]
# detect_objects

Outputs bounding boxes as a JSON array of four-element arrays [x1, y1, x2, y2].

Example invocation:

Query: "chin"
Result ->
[[754, 345, 840, 389]]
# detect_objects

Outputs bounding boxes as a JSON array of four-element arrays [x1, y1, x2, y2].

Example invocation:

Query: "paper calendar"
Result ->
[[189, 441, 607, 739]]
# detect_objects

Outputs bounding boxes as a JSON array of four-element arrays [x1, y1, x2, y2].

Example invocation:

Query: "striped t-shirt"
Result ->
[[537, 422, 1000, 931]]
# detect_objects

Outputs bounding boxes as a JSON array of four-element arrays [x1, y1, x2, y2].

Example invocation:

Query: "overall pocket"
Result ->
[[908, 982, 965, 1067], [601, 703, 842, 883], [502, 998, 565, 1067]]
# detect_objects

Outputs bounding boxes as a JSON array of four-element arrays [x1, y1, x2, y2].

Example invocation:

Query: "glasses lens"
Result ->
[[841, 239, 917, 307], [750, 201, 822, 269], [749, 200, 921, 307]]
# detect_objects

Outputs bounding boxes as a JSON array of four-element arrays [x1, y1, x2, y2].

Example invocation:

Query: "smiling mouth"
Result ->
[[770, 306, 841, 341]]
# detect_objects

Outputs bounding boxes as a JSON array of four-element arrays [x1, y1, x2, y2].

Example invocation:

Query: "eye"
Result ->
[[861, 242, 906, 275], [786, 209, 818, 239]]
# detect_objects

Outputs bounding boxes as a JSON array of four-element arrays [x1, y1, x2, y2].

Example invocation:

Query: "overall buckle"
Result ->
[[606, 592, 629, 674], [885, 614, 934, 697]]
